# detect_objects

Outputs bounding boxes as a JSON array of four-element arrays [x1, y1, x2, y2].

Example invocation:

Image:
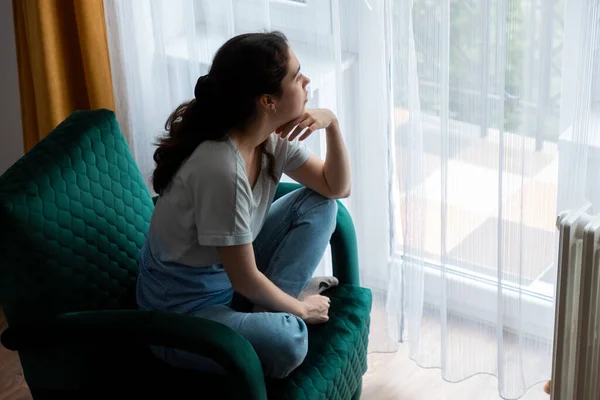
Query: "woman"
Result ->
[[137, 31, 351, 379]]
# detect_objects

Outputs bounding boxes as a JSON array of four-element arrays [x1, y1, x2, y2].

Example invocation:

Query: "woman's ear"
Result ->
[[259, 94, 277, 114]]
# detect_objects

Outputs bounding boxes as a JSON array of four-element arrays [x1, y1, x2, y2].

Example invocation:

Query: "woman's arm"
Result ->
[[217, 244, 330, 323], [280, 110, 351, 199]]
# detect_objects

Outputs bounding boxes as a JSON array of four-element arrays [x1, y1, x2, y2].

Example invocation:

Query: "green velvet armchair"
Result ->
[[0, 109, 372, 399]]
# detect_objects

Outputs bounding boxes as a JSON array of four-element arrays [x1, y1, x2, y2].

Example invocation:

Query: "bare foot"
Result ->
[[544, 380, 551, 395]]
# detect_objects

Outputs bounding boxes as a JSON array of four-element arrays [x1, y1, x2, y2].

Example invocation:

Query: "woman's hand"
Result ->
[[276, 109, 338, 142], [300, 294, 331, 324]]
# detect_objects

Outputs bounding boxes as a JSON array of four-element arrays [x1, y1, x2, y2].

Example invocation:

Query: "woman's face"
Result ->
[[274, 48, 310, 123]]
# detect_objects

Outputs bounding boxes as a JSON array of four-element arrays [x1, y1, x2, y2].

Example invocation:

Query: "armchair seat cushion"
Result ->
[[267, 284, 372, 400]]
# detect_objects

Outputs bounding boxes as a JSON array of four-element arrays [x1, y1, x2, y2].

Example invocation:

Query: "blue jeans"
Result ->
[[151, 188, 337, 378]]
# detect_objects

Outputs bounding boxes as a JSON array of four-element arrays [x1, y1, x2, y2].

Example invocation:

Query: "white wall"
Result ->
[[0, 1, 23, 175]]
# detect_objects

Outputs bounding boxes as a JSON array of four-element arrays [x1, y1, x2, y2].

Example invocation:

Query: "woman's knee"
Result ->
[[318, 192, 338, 216], [264, 314, 308, 378], [317, 195, 337, 236], [298, 189, 338, 230]]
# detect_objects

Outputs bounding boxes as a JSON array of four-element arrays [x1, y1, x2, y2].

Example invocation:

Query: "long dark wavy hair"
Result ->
[[151, 31, 289, 195]]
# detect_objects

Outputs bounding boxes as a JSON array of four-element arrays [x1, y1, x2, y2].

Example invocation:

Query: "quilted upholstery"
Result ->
[[0, 109, 154, 325], [267, 285, 372, 400]]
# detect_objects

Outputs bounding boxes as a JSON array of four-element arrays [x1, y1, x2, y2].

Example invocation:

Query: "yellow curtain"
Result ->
[[13, 0, 115, 152]]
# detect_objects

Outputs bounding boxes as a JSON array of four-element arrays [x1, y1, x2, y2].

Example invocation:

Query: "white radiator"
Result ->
[[552, 206, 600, 400]]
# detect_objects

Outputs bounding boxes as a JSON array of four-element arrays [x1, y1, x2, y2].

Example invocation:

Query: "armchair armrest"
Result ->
[[275, 182, 360, 286], [1, 309, 267, 400], [330, 201, 360, 285]]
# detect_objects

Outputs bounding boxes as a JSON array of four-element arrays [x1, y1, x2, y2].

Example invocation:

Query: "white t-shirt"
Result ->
[[146, 134, 310, 267]]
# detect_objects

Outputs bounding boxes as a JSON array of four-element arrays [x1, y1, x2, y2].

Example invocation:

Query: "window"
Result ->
[[392, 0, 567, 336]]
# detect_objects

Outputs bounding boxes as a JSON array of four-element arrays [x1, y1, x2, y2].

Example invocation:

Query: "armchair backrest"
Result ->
[[0, 109, 154, 326]]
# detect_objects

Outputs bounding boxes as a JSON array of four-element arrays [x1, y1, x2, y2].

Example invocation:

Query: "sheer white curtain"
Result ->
[[104, 0, 599, 398], [389, 0, 600, 398]]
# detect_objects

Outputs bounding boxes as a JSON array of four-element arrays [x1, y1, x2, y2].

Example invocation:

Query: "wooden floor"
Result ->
[[0, 306, 549, 400], [362, 350, 549, 400]]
